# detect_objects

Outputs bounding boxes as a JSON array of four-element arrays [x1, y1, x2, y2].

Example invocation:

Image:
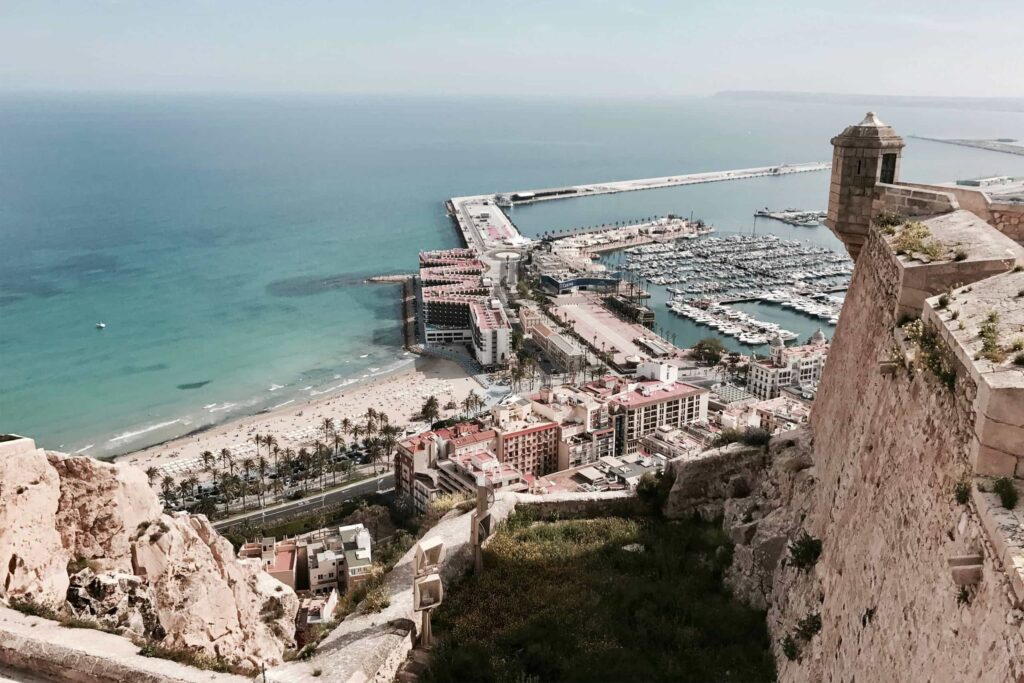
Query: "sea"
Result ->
[[4, 93, 1024, 457]]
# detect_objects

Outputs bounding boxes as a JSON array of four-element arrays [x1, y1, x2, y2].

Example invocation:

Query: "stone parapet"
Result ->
[[922, 270, 1024, 478], [0, 606, 249, 683], [872, 182, 959, 218], [881, 209, 1022, 319]]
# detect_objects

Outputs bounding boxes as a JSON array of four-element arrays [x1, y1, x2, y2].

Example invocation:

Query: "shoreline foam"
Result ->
[[115, 355, 483, 476]]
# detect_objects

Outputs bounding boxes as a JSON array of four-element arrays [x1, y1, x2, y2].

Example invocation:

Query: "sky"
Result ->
[[0, 0, 1021, 98]]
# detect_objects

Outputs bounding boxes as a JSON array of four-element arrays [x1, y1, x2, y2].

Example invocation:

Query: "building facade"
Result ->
[[748, 331, 829, 400]]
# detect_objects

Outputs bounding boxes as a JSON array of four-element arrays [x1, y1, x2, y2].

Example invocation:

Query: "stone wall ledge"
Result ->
[[972, 482, 1024, 606], [921, 270, 1024, 478], [0, 606, 249, 683]]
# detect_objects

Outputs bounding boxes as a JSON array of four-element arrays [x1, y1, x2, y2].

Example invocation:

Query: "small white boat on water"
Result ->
[[95, 322, 106, 329]]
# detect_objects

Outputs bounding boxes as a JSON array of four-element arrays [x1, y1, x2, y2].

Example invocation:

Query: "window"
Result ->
[[880, 154, 897, 184]]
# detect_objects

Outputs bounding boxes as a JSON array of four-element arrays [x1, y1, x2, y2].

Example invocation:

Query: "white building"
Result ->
[[470, 301, 512, 368], [748, 331, 829, 400]]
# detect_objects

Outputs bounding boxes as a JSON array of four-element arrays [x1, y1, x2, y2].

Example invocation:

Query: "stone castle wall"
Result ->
[[774, 224, 1024, 681]]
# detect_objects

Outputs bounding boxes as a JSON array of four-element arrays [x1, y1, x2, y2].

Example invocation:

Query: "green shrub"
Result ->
[[873, 211, 904, 230], [937, 294, 950, 309], [424, 515, 775, 683], [794, 612, 822, 641], [903, 319, 957, 390], [715, 427, 771, 448], [1015, 353, 1024, 367], [360, 584, 390, 614], [954, 480, 971, 505], [954, 248, 968, 262], [890, 221, 946, 261], [781, 634, 799, 661], [957, 586, 971, 606], [979, 311, 1005, 363], [788, 532, 822, 572], [138, 642, 242, 674], [993, 478, 1018, 509]]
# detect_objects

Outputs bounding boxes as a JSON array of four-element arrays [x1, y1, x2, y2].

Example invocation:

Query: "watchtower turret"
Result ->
[[825, 112, 905, 259]]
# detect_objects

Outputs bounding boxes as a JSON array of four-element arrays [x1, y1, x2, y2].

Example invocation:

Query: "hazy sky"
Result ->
[[1, 0, 1021, 97]]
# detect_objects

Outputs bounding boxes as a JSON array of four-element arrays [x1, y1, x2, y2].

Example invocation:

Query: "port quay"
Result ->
[[445, 161, 830, 259], [421, 160, 839, 373]]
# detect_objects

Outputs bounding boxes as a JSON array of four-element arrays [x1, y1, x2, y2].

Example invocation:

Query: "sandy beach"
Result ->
[[116, 356, 483, 479]]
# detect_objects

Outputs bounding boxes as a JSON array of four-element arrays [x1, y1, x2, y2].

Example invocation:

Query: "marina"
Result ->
[[606, 234, 851, 346], [754, 207, 827, 226]]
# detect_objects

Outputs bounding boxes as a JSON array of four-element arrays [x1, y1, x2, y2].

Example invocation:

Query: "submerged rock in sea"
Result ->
[[0, 436, 298, 668]]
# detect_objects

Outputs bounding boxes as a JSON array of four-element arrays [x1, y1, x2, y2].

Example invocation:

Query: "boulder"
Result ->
[[66, 568, 164, 639], [133, 514, 299, 668], [47, 451, 162, 573], [0, 444, 69, 608], [0, 445, 299, 670]]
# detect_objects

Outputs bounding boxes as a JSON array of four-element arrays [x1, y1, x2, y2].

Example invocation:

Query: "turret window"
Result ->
[[880, 154, 897, 183]]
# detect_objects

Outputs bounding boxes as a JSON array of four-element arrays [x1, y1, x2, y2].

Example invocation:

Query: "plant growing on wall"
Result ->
[[788, 531, 823, 572], [993, 478, 1018, 509], [903, 319, 957, 391], [953, 480, 971, 506]]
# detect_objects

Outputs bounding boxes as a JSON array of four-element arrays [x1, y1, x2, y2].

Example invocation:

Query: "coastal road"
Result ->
[[213, 472, 394, 530]]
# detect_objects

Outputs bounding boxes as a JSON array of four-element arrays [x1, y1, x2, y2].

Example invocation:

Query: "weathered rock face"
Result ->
[[0, 444, 69, 609], [48, 451, 162, 573], [0, 439, 298, 669], [133, 514, 299, 669], [67, 568, 164, 639]]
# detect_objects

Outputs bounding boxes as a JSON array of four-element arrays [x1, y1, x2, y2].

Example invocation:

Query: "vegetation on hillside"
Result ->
[[423, 513, 775, 683]]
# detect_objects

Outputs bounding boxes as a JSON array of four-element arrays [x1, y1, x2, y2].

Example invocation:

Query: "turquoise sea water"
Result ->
[[3, 94, 1024, 455]]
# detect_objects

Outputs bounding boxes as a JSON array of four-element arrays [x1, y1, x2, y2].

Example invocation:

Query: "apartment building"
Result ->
[[418, 248, 512, 368], [748, 331, 829, 400]]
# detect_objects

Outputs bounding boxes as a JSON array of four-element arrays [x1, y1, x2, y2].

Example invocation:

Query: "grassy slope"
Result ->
[[425, 513, 776, 683]]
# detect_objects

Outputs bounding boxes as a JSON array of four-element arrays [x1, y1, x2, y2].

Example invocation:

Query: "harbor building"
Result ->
[[531, 321, 586, 372], [418, 248, 512, 368], [747, 331, 829, 400]]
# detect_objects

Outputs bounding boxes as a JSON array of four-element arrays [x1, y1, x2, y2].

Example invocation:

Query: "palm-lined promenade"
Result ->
[[117, 356, 484, 515]]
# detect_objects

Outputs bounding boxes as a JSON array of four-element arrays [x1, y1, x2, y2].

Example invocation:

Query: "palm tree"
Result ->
[[252, 432, 263, 460], [313, 441, 328, 491], [364, 408, 378, 437], [298, 448, 312, 492], [381, 423, 401, 468], [160, 475, 176, 508], [320, 417, 335, 446], [340, 417, 353, 438], [200, 450, 215, 474], [256, 456, 269, 507], [240, 457, 254, 511], [219, 448, 234, 475], [183, 474, 200, 499], [145, 466, 159, 486], [366, 437, 383, 474], [219, 471, 236, 515], [420, 395, 440, 422], [263, 434, 278, 466], [332, 431, 346, 460]]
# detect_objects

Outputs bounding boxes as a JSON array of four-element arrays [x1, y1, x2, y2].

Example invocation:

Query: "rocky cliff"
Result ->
[[0, 437, 298, 670]]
